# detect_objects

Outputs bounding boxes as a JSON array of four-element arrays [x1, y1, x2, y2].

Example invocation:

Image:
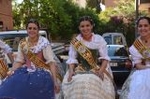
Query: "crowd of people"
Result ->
[[0, 15, 149, 99]]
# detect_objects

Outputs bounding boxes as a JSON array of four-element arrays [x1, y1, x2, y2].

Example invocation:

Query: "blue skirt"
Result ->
[[0, 67, 55, 99]]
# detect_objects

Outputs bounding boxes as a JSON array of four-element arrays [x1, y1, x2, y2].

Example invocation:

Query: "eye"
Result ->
[[28, 27, 38, 30], [80, 24, 90, 28], [80, 25, 85, 28], [138, 25, 142, 28], [144, 24, 148, 27], [86, 24, 90, 27]]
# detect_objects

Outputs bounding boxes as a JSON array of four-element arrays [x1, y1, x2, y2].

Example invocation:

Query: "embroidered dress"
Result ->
[[120, 37, 150, 99], [0, 36, 56, 99], [62, 34, 115, 99], [0, 40, 12, 84]]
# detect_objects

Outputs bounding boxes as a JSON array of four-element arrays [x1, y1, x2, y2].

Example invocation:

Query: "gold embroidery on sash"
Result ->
[[0, 59, 8, 79], [26, 50, 63, 81], [71, 38, 113, 80], [133, 39, 150, 60], [71, 38, 117, 96], [71, 38, 96, 69], [20, 38, 63, 82]]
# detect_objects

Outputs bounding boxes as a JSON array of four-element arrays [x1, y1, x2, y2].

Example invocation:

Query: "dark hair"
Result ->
[[136, 16, 150, 26], [78, 16, 95, 26], [26, 18, 40, 29]]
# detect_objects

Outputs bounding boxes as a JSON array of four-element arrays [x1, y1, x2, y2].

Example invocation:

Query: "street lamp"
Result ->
[[135, 0, 139, 39], [135, 0, 139, 21]]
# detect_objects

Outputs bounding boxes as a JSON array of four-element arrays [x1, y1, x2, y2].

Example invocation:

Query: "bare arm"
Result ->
[[7, 62, 23, 76], [68, 64, 75, 82], [48, 62, 57, 82], [99, 59, 108, 72], [135, 63, 148, 70], [97, 59, 108, 80], [68, 64, 75, 72], [7, 52, 14, 63], [48, 62, 60, 93]]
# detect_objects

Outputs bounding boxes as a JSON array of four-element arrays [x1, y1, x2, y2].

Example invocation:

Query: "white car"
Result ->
[[102, 32, 127, 46]]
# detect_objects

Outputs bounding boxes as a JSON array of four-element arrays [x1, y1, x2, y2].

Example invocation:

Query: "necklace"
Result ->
[[29, 42, 37, 46], [82, 34, 93, 41], [143, 39, 148, 43], [28, 38, 38, 47]]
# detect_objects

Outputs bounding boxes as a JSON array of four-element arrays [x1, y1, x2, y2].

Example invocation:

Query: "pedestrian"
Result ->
[[0, 18, 61, 99], [120, 16, 150, 99], [62, 15, 115, 99]]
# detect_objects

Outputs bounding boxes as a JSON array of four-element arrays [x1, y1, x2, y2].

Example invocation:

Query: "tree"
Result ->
[[98, 0, 137, 46], [12, 0, 101, 41]]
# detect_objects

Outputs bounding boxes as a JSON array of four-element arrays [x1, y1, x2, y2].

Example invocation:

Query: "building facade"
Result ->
[[73, 0, 150, 13], [0, 0, 13, 31], [139, 0, 150, 12]]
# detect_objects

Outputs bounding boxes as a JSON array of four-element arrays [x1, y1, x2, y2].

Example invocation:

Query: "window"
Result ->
[[0, 21, 3, 28], [0, 34, 27, 51], [114, 36, 123, 45], [104, 35, 112, 44], [140, 0, 150, 3]]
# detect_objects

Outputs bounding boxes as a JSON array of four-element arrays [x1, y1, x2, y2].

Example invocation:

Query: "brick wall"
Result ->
[[105, 0, 116, 8], [0, 0, 13, 31]]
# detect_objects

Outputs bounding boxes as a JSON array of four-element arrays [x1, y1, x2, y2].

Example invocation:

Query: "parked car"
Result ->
[[102, 32, 127, 46], [107, 44, 132, 89]]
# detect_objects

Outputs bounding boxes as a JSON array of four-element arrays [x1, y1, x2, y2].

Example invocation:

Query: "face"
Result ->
[[138, 19, 150, 37], [79, 20, 93, 36], [27, 23, 39, 38]]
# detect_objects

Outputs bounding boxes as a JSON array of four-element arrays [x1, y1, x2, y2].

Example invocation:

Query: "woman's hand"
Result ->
[[98, 70, 104, 80], [135, 64, 149, 70], [95, 69, 104, 80], [7, 70, 14, 77], [54, 81, 60, 94], [68, 69, 75, 82]]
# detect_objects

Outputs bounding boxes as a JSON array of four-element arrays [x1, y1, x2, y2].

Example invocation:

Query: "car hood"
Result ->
[[109, 56, 129, 60]]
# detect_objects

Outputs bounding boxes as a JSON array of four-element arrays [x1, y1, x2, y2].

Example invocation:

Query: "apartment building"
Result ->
[[0, 0, 13, 31], [139, 0, 150, 12]]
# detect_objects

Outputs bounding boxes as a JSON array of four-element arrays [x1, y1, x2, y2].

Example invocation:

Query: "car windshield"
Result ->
[[104, 36, 112, 44], [0, 34, 28, 51], [107, 46, 128, 57], [0, 31, 47, 52]]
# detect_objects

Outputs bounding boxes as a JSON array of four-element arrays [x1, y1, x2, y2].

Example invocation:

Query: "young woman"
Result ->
[[0, 19, 60, 99], [0, 40, 13, 81], [120, 16, 150, 99], [62, 16, 115, 99]]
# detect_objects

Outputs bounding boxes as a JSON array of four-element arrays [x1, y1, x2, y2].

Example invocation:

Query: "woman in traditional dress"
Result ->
[[0, 19, 60, 99], [120, 16, 150, 99], [0, 40, 13, 83], [0, 40, 13, 63], [62, 16, 115, 99]]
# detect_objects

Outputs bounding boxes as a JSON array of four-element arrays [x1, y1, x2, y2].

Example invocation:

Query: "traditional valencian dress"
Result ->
[[120, 37, 150, 99], [0, 40, 12, 84], [62, 33, 115, 99], [0, 36, 61, 99]]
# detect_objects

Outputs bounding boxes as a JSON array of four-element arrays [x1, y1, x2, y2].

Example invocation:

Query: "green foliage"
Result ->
[[12, 0, 100, 41], [98, 0, 137, 46]]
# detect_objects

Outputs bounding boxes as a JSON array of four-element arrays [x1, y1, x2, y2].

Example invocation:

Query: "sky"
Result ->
[[16, 0, 23, 4]]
